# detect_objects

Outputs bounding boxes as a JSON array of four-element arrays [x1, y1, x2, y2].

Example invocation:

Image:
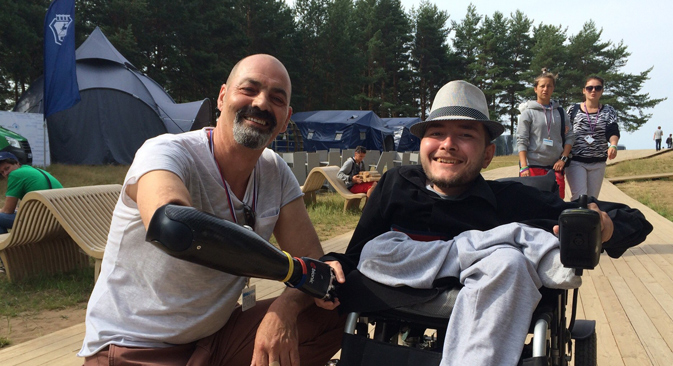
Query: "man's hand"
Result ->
[[314, 261, 345, 310], [552, 202, 614, 243], [251, 302, 301, 366], [352, 175, 363, 184], [587, 202, 614, 243], [608, 147, 618, 160]]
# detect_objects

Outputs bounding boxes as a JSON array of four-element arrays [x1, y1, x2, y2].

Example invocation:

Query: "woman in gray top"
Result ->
[[516, 69, 574, 198]]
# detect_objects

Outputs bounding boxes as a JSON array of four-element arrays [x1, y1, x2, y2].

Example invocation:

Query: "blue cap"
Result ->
[[0, 152, 18, 162]]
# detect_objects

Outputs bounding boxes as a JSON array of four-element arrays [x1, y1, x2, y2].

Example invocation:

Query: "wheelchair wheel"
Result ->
[[573, 331, 597, 366]]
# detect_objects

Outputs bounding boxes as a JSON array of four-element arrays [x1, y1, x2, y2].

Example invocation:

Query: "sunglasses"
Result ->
[[585, 85, 603, 92], [243, 204, 256, 229]]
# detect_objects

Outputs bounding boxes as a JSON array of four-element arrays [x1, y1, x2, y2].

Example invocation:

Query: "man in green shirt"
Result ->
[[0, 152, 63, 234]]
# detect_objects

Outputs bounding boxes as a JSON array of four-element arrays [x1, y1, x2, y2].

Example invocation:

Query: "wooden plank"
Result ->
[[0, 323, 84, 366], [626, 246, 673, 315], [578, 275, 624, 366], [612, 253, 673, 361], [609, 273, 673, 365], [592, 271, 652, 365]]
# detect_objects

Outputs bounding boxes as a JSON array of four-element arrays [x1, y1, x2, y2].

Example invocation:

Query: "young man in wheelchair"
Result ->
[[320, 81, 652, 366]]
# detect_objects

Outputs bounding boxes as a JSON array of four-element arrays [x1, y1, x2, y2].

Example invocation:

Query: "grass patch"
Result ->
[[46, 164, 129, 187], [305, 192, 362, 241], [616, 178, 673, 221], [485, 154, 519, 171], [0, 267, 93, 318], [605, 151, 673, 178]]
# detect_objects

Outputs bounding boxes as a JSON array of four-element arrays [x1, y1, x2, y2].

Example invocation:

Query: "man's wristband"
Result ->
[[520, 166, 529, 173], [609, 145, 618, 149]]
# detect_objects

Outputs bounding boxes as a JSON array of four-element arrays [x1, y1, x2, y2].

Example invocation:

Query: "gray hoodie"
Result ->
[[516, 100, 574, 167]]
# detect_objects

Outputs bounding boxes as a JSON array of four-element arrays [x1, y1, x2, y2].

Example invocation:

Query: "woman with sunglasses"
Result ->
[[565, 76, 620, 201], [516, 69, 574, 198]]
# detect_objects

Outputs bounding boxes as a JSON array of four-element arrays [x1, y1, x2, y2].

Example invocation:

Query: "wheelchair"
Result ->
[[334, 171, 598, 366]]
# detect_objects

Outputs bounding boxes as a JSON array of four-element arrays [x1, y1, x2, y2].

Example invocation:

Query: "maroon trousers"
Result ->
[[84, 298, 345, 366]]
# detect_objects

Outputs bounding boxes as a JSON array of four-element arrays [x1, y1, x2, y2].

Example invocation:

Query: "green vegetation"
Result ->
[[0, 268, 92, 318], [607, 152, 673, 221], [484, 154, 520, 171], [605, 152, 673, 178], [2, 1, 663, 133]]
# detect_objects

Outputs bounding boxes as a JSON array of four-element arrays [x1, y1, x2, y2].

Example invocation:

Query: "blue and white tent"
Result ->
[[14, 27, 211, 165], [381, 117, 421, 152], [292, 110, 395, 151]]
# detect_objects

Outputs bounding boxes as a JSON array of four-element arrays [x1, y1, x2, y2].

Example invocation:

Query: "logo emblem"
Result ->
[[49, 14, 73, 46]]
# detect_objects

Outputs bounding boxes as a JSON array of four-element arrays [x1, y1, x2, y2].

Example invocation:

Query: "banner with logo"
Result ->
[[43, 0, 80, 118]]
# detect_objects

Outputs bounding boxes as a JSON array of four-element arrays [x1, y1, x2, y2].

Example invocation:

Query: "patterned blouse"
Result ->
[[567, 104, 620, 163]]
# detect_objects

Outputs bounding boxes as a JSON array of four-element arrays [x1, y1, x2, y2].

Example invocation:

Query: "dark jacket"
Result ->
[[323, 165, 652, 276]]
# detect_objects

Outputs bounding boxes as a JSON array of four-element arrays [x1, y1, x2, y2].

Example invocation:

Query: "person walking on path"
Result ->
[[654, 126, 663, 151], [666, 133, 672, 149], [516, 69, 574, 199], [564, 76, 620, 201]]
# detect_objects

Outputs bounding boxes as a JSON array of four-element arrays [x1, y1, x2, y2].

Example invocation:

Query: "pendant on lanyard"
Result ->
[[543, 105, 554, 147], [582, 103, 601, 145], [208, 128, 258, 310], [207, 129, 257, 227]]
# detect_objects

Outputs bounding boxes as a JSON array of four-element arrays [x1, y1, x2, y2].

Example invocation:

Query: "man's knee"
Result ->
[[483, 248, 537, 281]]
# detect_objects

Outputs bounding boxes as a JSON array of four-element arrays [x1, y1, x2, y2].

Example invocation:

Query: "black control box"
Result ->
[[558, 195, 602, 270]]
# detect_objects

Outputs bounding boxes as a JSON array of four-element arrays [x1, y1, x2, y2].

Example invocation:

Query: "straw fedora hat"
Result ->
[[410, 80, 505, 140]]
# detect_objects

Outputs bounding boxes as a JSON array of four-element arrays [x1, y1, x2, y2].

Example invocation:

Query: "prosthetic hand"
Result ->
[[145, 204, 336, 300]]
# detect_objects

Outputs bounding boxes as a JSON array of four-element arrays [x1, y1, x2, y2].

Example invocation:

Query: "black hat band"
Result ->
[[428, 106, 488, 121]]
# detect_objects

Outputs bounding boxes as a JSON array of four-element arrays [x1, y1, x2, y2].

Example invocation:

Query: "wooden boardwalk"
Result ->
[[483, 157, 673, 366], [2, 149, 671, 365]]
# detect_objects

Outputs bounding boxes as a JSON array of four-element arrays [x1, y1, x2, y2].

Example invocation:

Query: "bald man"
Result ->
[[79, 55, 343, 366]]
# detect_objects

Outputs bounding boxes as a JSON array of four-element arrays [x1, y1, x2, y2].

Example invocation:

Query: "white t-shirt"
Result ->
[[654, 129, 664, 139], [79, 128, 302, 356]]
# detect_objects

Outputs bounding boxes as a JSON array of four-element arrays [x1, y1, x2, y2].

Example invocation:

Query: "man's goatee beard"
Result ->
[[232, 111, 275, 150]]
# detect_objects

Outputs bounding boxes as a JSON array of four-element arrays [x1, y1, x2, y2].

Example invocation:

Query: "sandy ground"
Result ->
[[0, 305, 87, 346]]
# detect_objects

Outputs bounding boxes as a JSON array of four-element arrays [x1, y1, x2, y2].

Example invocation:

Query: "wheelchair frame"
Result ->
[[339, 285, 596, 366], [336, 172, 598, 366]]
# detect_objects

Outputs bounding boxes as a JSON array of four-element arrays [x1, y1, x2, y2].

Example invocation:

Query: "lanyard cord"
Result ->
[[542, 104, 553, 138], [582, 103, 601, 136], [207, 129, 257, 225]]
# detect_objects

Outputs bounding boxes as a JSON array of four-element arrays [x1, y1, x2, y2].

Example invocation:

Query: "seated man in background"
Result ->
[[337, 145, 377, 198], [0, 152, 63, 234], [323, 80, 652, 366]]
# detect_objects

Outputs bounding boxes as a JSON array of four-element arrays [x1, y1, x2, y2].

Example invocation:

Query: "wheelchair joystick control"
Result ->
[[558, 194, 602, 275]]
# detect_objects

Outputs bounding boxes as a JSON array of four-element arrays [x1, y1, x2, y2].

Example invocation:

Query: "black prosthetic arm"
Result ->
[[145, 204, 336, 300]]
